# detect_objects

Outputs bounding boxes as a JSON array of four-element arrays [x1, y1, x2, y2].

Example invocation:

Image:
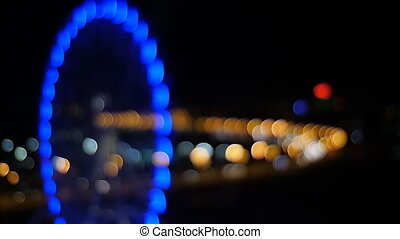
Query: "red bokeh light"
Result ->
[[313, 82, 332, 100]]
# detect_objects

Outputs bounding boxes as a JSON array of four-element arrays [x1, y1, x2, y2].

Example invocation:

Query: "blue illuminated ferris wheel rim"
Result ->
[[38, 0, 172, 224]]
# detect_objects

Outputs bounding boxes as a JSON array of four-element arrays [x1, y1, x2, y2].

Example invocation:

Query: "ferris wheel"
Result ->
[[38, 0, 170, 223]]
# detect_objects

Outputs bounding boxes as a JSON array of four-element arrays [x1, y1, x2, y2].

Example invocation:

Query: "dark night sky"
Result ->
[[1, 0, 394, 138]]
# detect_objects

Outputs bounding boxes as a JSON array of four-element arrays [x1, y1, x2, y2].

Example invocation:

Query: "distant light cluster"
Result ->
[[1, 138, 39, 186], [96, 109, 348, 175]]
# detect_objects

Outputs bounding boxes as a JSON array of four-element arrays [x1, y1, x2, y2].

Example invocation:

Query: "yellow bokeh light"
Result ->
[[225, 144, 245, 163], [330, 129, 348, 149], [7, 171, 19, 185], [319, 137, 335, 151], [319, 125, 328, 138], [194, 117, 205, 133], [126, 110, 140, 128], [264, 144, 281, 161], [247, 118, 262, 136], [311, 124, 322, 138], [190, 147, 211, 170], [172, 109, 191, 131], [211, 117, 224, 133], [271, 119, 288, 138], [251, 141, 268, 160], [238, 149, 250, 164], [286, 122, 295, 135], [104, 161, 119, 177], [110, 154, 124, 169], [203, 117, 216, 133], [95, 113, 107, 127], [260, 119, 274, 137], [302, 123, 314, 134], [54, 156, 71, 174], [0, 163, 10, 177], [301, 131, 316, 145], [287, 143, 301, 159], [325, 127, 335, 138], [223, 118, 239, 135], [293, 123, 304, 135], [234, 119, 248, 135]]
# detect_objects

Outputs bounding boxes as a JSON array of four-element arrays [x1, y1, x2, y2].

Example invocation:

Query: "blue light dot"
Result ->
[[112, 1, 128, 24], [84, 1, 96, 22], [273, 155, 291, 171], [73, 7, 87, 30], [293, 99, 309, 116], [38, 120, 51, 141], [66, 23, 78, 39], [57, 30, 70, 51], [45, 68, 59, 84], [148, 189, 166, 214], [123, 8, 139, 32], [40, 159, 53, 179], [153, 167, 171, 189], [42, 82, 55, 102], [54, 217, 66, 224], [140, 39, 157, 64], [103, 0, 117, 19], [39, 101, 53, 121], [156, 110, 172, 136], [152, 84, 169, 111], [95, 1, 105, 19], [132, 22, 148, 43], [50, 45, 64, 68], [147, 59, 164, 86], [39, 141, 52, 160], [155, 137, 173, 159], [44, 179, 57, 196], [144, 211, 159, 224], [48, 196, 61, 214]]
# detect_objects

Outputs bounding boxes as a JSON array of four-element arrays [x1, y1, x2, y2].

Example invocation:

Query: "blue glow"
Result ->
[[39, 101, 53, 121], [45, 68, 59, 84], [40, 160, 53, 179], [57, 30, 70, 51], [152, 84, 169, 110], [153, 167, 171, 189], [155, 137, 173, 159], [147, 59, 164, 86], [50, 45, 64, 68], [38, 120, 51, 141], [44, 179, 57, 196], [95, 1, 105, 19], [103, 0, 117, 19], [39, 141, 52, 160], [42, 82, 55, 102], [84, 1, 97, 22], [293, 99, 309, 116], [54, 217, 66, 224], [156, 110, 172, 136], [73, 7, 87, 29], [66, 23, 78, 39], [123, 8, 139, 32], [112, 1, 128, 24], [140, 39, 157, 64], [132, 22, 148, 43], [144, 211, 159, 224], [48, 196, 61, 214], [148, 189, 166, 214]]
